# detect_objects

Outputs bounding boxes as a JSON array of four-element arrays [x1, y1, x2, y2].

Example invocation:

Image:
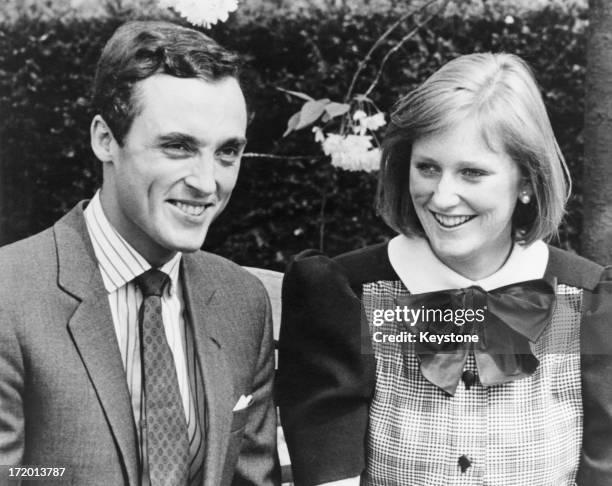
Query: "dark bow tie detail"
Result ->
[[395, 279, 556, 395]]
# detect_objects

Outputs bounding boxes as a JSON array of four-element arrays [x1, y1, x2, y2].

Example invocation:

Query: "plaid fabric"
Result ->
[[362, 280, 582, 486]]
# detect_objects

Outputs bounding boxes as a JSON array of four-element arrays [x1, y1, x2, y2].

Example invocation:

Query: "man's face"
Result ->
[[99, 74, 247, 265]]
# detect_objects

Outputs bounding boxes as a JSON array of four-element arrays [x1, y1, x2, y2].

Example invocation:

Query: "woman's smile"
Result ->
[[429, 211, 477, 229]]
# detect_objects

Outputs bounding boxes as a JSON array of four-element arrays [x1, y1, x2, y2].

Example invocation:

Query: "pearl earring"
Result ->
[[520, 193, 531, 204]]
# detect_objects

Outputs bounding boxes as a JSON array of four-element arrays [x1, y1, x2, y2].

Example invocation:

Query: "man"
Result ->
[[0, 21, 279, 485]]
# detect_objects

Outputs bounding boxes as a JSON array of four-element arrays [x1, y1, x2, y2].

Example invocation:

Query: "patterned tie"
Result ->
[[136, 269, 189, 486]]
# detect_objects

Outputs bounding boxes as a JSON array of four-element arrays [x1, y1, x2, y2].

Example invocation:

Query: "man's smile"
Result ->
[[167, 199, 214, 218]]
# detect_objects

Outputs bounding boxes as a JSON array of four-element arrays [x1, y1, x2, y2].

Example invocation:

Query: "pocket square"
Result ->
[[232, 394, 253, 412]]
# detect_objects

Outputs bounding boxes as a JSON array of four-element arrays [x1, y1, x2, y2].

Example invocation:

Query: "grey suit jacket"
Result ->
[[0, 202, 280, 485]]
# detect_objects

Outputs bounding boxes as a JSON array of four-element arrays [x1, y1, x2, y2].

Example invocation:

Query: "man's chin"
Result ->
[[160, 230, 209, 254]]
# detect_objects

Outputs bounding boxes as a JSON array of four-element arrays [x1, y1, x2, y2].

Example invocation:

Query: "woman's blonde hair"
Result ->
[[377, 52, 570, 244]]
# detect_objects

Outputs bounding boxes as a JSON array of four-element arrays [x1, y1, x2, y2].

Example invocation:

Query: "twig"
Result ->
[[319, 190, 327, 251], [242, 152, 326, 161], [363, 0, 451, 98], [344, 0, 442, 102]]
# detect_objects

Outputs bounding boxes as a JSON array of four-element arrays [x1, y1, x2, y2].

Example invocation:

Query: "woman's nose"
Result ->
[[430, 174, 461, 209]]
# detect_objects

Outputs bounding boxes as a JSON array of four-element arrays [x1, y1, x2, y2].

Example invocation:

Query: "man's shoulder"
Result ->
[[0, 227, 56, 277], [0, 226, 59, 310], [184, 250, 268, 300]]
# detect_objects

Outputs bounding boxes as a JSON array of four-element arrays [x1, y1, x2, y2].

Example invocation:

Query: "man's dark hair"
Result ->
[[92, 20, 242, 145]]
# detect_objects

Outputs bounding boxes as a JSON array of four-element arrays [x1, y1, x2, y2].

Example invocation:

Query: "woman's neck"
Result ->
[[429, 240, 515, 281]]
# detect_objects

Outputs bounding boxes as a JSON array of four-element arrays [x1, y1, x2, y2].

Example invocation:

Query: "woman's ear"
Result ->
[[518, 180, 534, 205]]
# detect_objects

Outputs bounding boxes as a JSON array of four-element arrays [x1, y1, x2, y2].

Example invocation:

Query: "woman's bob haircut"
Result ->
[[377, 52, 570, 245]]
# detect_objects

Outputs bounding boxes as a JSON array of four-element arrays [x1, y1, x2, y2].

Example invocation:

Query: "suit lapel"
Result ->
[[54, 204, 139, 486], [182, 254, 234, 486]]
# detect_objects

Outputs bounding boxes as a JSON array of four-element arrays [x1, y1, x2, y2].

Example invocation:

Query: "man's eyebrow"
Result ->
[[221, 137, 248, 147], [155, 133, 247, 148], [156, 132, 199, 145]]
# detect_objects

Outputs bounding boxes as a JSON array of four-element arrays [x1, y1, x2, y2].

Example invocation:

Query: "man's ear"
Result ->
[[90, 115, 117, 163]]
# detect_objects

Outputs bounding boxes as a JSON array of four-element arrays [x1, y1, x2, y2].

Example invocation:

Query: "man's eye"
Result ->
[[164, 143, 188, 151], [217, 146, 242, 162]]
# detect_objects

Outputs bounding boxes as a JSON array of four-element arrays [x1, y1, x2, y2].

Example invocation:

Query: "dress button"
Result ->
[[462, 370, 476, 390], [458, 454, 471, 473]]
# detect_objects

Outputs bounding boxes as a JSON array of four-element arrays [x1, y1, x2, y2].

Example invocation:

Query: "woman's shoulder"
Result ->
[[546, 245, 609, 290], [287, 242, 398, 291]]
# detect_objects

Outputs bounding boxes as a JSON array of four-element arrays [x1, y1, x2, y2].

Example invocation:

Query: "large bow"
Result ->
[[395, 279, 556, 395]]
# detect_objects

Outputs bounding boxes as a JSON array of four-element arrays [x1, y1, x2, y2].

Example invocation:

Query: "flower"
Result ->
[[361, 112, 386, 131], [321, 134, 380, 172], [352, 110, 386, 135], [312, 126, 325, 143], [158, 0, 239, 28], [352, 110, 367, 121]]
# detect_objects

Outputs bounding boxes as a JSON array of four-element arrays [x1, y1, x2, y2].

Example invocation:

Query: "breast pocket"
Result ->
[[230, 407, 250, 433]]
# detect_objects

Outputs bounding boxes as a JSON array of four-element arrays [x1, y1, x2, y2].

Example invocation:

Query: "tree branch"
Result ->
[[243, 152, 326, 161], [363, 0, 451, 98], [344, 0, 442, 102]]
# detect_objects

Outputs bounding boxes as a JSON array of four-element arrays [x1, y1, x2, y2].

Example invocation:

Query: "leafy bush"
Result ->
[[0, 4, 587, 269]]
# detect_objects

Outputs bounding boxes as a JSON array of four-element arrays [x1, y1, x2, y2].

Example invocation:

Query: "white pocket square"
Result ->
[[232, 394, 253, 412]]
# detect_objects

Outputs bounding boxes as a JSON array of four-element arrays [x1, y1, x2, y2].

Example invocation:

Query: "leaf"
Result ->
[[283, 111, 301, 137], [276, 87, 314, 101], [296, 100, 327, 130], [325, 102, 350, 119]]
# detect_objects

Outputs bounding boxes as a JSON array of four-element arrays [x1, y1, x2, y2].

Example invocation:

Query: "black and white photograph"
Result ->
[[0, 0, 611, 485]]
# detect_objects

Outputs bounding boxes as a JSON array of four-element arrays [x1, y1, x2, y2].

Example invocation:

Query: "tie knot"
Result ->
[[135, 269, 169, 297]]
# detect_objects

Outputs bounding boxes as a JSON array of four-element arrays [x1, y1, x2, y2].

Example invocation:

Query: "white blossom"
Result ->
[[312, 126, 325, 143], [321, 134, 380, 172], [361, 112, 386, 131], [352, 110, 367, 121], [158, 0, 238, 28], [352, 110, 386, 135]]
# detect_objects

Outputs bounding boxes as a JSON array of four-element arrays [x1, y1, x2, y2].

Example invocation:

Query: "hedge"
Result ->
[[0, 4, 587, 269]]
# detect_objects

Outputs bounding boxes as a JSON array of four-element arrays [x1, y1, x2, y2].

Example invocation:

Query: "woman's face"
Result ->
[[409, 119, 529, 279]]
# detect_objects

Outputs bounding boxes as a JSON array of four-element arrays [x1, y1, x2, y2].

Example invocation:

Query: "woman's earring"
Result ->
[[519, 192, 531, 204]]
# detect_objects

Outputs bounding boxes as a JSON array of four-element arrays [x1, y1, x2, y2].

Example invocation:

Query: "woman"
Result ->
[[277, 53, 612, 486]]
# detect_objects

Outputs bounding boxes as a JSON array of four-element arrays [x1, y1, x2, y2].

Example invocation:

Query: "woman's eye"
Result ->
[[415, 162, 439, 176], [461, 168, 486, 178]]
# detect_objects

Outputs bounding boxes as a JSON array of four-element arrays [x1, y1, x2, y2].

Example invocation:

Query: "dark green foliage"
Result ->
[[0, 6, 587, 269]]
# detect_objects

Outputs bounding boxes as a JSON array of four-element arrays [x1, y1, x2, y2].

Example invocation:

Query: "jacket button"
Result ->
[[462, 370, 476, 389], [458, 454, 471, 473]]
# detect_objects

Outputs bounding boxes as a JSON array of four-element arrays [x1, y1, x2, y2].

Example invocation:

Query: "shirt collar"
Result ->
[[83, 190, 182, 295], [387, 234, 549, 294]]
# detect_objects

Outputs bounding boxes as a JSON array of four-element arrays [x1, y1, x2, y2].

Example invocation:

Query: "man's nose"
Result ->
[[184, 153, 216, 195], [430, 174, 461, 208]]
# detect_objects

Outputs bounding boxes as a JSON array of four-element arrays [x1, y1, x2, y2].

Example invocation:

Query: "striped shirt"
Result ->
[[83, 191, 204, 484]]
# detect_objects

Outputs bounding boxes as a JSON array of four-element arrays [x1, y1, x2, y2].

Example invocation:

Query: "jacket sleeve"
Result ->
[[276, 251, 375, 486], [232, 282, 281, 486], [578, 265, 612, 485], [0, 305, 25, 465]]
